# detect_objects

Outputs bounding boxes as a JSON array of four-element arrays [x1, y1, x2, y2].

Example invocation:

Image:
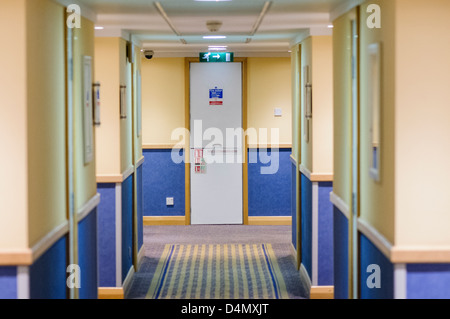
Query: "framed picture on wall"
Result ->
[[83, 56, 94, 164], [120, 85, 127, 119], [368, 42, 381, 182]]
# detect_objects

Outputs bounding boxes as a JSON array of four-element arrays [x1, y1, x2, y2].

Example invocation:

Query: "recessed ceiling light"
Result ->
[[95, 26, 104, 30], [203, 35, 227, 39], [327, 24, 334, 28]]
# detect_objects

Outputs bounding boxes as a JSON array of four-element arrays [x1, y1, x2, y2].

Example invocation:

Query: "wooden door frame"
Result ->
[[349, 7, 361, 299], [184, 57, 248, 225]]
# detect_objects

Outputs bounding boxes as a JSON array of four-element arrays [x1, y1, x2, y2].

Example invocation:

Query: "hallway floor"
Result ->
[[127, 225, 308, 299]]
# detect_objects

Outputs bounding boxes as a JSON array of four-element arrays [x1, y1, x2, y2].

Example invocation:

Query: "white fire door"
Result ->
[[190, 62, 243, 225]]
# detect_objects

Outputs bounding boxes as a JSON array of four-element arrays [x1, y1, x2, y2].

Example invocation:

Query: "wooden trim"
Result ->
[[143, 216, 186, 226], [135, 155, 145, 168], [299, 164, 312, 179], [123, 265, 135, 297], [299, 164, 333, 182], [296, 43, 302, 270], [97, 165, 135, 184], [122, 165, 135, 181], [310, 286, 334, 299], [241, 57, 249, 226], [290, 243, 297, 267], [184, 57, 196, 226], [247, 216, 292, 226], [137, 246, 145, 272], [247, 144, 292, 149], [329, 192, 350, 219], [0, 250, 33, 266], [77, 193, 101, 222], [31, 221, 70, 262], [391, 247, 450, 263], [290, 154, 297, 165], [142, 143, 184, 150], [96, 174, 123, 184], [98, 287, 124, 299], [309, 173, 334, 182], [357, 218, 392, 260]]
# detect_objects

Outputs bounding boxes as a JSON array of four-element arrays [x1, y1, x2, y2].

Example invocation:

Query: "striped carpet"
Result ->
[[146, 243, 288, 299]]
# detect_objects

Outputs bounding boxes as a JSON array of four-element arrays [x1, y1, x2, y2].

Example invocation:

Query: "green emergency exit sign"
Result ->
[[199, 52, 234, 63]]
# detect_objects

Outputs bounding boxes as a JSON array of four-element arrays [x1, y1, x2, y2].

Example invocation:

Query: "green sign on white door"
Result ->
[[199, 52, 234, 63]]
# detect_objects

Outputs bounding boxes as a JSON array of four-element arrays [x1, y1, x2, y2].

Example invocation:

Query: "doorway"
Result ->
[[189, 62, 244, 225]]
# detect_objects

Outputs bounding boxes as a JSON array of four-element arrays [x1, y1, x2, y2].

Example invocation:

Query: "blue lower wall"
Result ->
[[0, 267, 17, 299], [318, 182, 333, 286], [78, 209, 98, 299], [248, 148, 292, 217], [359, 233, 394, 299], [291, 162, 297, 250], [30, 235, 67, 299], [137, 164, 144, 251], [301, 173, 312, 279], [333, 206, 349, 299], [122, 175, 134, 282], [97, 183, 116, 287], [143, 149, 185, 216], [407, 263, 450, 299]]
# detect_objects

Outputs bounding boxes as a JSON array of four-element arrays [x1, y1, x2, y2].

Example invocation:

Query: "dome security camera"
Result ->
[[206, 21, 222, 32], [142, 49, 154, 60]]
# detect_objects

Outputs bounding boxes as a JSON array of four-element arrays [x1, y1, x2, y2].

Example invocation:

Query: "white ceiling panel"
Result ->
[[78, 0, 347, 55]]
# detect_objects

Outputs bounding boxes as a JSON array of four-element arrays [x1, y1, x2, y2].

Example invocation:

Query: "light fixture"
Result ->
[[95, 26, 104, 30], [208, 45, 228, 51], [327, 24, 334, 28], [203, 35, 227, 39]]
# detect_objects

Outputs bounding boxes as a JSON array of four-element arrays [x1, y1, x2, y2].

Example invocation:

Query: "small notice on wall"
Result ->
[[194, 149, 207, 174], [209, 87, 223, 106]]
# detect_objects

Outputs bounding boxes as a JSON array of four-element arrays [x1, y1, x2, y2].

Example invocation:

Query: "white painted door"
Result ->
[[190, 62, 243, 225]]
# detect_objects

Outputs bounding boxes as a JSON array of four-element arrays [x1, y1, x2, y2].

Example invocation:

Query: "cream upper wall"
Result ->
[[311, 36, 333, 174], [95, 38, 138, 175], [359, 0, 396, 244], [95, 38, 121, 176], [300, 36, 333, 174], [27, 0, 67, 246], [247, 57, 292, 146], [73, 17, 97, 212], [0, 0, 28, 250], [141, 57, 186, 146], [395, 0, 450, 246], [332, 11, 353, 205], [120, 39, 133, 173], [301, 37, 313, 171], [133, 45, 143, 162], [141, 57, 292, 147], [291, 45, 301, 162]]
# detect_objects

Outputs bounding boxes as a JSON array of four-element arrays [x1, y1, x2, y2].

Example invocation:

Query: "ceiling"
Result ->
[[77, 0, 348, 57]]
